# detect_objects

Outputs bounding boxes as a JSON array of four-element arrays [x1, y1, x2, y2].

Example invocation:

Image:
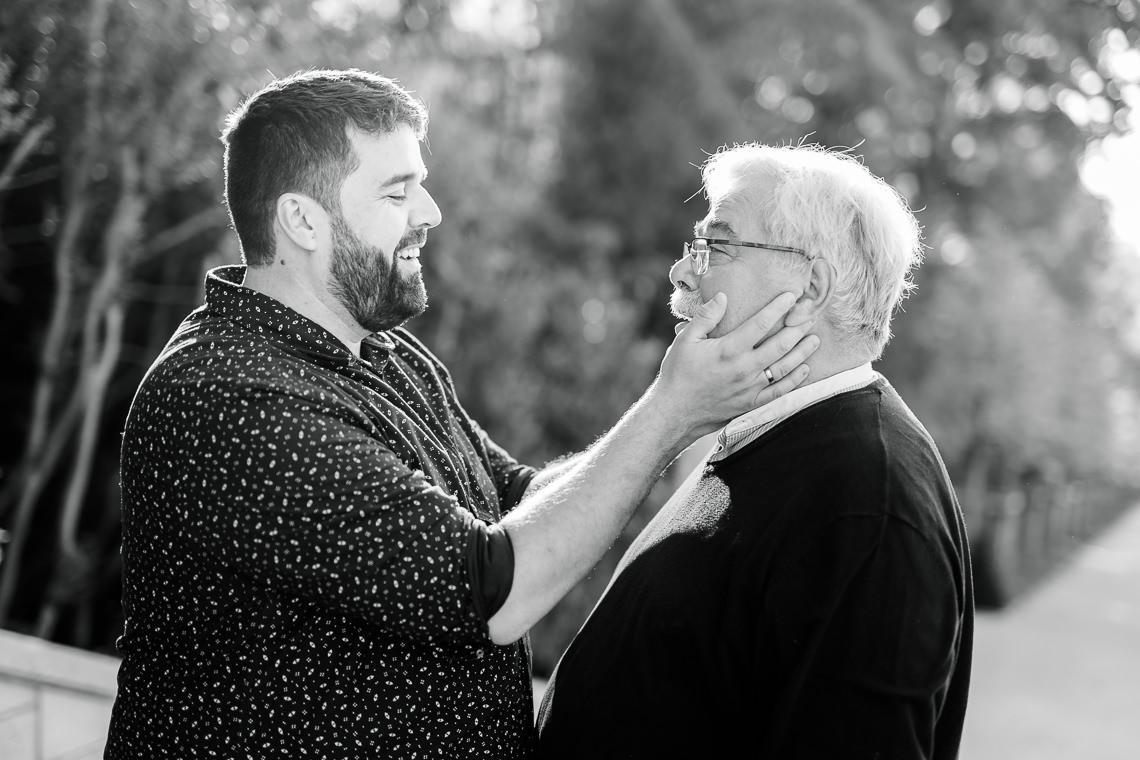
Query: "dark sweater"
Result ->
[[536, 379, 973, 759]]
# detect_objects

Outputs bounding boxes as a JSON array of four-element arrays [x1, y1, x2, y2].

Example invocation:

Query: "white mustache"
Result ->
[[669, 289, 703, 320]]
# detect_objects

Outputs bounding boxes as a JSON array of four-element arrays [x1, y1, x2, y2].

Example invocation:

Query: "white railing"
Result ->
[[0, 629, 118, 760]]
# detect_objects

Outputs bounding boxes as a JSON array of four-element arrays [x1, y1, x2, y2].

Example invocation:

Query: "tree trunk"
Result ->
[[0, 0, 111, 628], [36, 145, 140, 639], [0, 195, 87, 626]]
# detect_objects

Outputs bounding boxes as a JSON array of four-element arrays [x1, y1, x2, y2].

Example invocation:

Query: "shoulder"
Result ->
[[130, 312, 343, 429], [868, 381, 961, 528], [146, 321, 290, 391], [789, 379, 950, 485], [736, 380, 959, 533]]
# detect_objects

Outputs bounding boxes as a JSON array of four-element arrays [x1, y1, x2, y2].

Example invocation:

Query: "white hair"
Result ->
[[701, 143, 923, 358]]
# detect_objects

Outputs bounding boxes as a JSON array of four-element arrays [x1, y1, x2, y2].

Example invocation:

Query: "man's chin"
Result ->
[[360, 304, 426, 333], [356, 286, 428, 333]]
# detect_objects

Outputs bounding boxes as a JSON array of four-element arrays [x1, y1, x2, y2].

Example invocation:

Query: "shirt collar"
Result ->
[[203, 264, 387, 368], [709, 363, 879, 461]]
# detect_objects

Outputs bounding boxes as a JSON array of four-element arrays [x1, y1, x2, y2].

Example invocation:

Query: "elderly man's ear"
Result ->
[[785, 258, 835, 326]]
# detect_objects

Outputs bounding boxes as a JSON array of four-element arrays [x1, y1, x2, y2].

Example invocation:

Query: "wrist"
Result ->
[[640, 380, 703, 457]]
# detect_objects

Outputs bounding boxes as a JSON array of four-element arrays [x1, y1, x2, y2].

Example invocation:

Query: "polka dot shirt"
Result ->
[[105, 265, 537, 758]]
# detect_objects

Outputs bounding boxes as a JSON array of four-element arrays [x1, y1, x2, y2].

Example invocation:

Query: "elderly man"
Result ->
[[103, 71, 819, 758], [536, 144, 974, 759]]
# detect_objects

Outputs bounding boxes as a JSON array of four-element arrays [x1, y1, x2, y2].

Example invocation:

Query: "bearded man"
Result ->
[[104, 70, 818, 758]]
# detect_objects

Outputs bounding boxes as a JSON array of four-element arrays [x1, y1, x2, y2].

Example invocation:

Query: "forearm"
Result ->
[[523, 452, 587, 497], [484, 290, 818, 644], [487, 384, 689, 644]]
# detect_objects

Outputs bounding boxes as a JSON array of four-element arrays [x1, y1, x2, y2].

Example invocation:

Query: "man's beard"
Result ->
[[328, 214, 427, 333], [669, 287, 702, 322]]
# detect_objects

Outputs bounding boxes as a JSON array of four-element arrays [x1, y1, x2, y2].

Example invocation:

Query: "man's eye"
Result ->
[[387, 194, 407, 202], [709, 244, 730, 255]]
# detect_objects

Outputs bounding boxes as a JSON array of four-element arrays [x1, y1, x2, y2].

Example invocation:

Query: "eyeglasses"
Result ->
[[682, 237, 811, 276]]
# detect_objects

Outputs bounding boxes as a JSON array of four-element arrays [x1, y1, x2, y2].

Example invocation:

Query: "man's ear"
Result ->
[[787, 257, 835, 324], [274, 193, 326, 252]]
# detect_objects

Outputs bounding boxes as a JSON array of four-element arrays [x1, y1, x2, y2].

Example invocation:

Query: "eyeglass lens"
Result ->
[[684, 240, 709, 275]]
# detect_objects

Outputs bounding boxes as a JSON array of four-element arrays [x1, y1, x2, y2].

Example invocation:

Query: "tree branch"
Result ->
[[136, 205, 230, 265], [0, 120, 53, 194]]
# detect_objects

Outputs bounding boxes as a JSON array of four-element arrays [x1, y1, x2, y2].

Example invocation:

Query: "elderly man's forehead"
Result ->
[[696, 190, 759, 236], [701, 170, 780, 232]]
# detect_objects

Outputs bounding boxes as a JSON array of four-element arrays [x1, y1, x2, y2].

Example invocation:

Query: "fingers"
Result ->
[[717, 292, 797, 354], [782, 304, 815, 328], [762, 333, 820, 386], [739, 315, 816, 384], [753, 362, 811, 407], [747, 327, 819, 407], [676, 292, 727, 342]]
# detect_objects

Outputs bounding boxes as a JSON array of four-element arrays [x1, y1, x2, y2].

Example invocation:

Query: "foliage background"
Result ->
[[1, 0, 1139, 677]]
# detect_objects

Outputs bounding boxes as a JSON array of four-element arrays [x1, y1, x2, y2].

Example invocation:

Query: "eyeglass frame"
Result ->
[[683, 237, 812, 276]]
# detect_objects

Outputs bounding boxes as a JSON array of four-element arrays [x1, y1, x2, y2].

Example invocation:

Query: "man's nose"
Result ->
[[669, 256, 698, 291], [414, 186, 442, 230]]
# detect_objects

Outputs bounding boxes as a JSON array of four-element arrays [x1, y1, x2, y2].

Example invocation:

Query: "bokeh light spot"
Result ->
[[755, 77, 787, 109], [951, 132, 977, 159], [913, 3, 948, 36]]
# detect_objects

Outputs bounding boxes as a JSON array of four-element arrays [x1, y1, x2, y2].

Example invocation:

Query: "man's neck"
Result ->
[[242, 264, 367, 357], [799, 348, 870, 388]]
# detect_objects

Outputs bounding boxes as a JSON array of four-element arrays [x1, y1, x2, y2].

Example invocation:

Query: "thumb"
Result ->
[[680, 292, 727, 341]]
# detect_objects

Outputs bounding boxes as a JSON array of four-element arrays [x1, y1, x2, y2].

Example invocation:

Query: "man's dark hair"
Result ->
[[220, 68, 428, 266]]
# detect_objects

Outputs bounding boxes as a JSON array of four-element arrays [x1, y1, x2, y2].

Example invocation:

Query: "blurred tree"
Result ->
[[523, 0, 1140, 668], [0, 0, 253, 640], [0, 0, 510, 647], [1, 0, 1138, 672]]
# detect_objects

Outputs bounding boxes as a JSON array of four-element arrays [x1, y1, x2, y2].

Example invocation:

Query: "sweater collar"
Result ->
[[709, 363, 879, 462]]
